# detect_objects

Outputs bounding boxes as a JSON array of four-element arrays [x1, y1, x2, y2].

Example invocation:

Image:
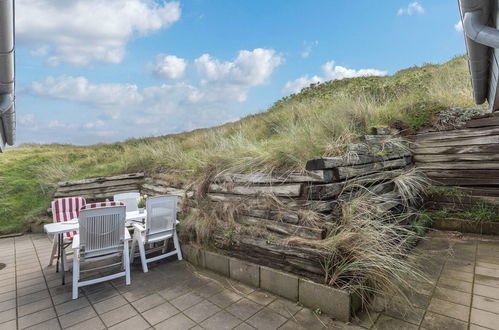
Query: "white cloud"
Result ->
[[16, 0, 181, 66], [84, 120, 105, 129], [48, 120, 65, 129], [301, 40, 319, 58], [149, 54, 187, 80], [194, 48, 282, 102], [455, 20, 463, 32], [283, 61, 387, 94], [19, 114, 35, 126], [397, 2, 424, 16]]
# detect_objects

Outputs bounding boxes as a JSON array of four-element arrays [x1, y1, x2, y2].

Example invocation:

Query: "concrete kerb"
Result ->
[[182, 244, 358, 322]]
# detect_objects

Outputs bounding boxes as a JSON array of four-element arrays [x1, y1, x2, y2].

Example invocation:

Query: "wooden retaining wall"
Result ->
[[412, 114, 499, 209]]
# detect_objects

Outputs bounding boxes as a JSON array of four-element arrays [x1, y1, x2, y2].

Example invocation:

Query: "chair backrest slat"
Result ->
[[78, 205, 126, 254], [113, 192, 140, 213], [145, 196, 177, 242]]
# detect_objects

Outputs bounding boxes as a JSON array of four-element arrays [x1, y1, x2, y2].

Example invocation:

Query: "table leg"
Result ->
[[56, 234, 60, 273], [60, 233, 65, 285]]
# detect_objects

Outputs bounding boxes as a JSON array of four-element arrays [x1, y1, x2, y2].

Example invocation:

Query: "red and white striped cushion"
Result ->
[[80, 201, 126, 210], [52, 197, 86, 239]]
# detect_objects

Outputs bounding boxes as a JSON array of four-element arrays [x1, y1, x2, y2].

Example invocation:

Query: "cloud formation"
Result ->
[[397, 2, 424, 16], [454, 21, 463, 32], [16, 0, 181, 66], [283, 61, 387, 94], [149, 54, 187, 80], [301, 40, 319, 58]]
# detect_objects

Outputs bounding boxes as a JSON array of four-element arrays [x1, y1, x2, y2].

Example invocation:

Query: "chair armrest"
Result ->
[[72, 234, 80, 250], [132, 223, 145, 232], [124, 229, 131, 241]]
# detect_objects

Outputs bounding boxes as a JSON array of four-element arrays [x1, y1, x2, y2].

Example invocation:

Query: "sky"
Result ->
[[13, 0, 466, 145]]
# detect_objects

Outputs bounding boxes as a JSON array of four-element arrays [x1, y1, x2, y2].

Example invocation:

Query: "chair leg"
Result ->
[[49, 236, 57, 266], [173, 232, 183, 261], [129, 237, 136, 264], [62, 245, 70, 272], [123, 241, 131, 285], [162, 238, 169, 254], [137, 236, 148, 273], [72, 252, 79, 300]]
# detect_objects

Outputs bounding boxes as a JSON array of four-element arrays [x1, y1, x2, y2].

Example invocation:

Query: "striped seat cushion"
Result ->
[[52, 197, 86, 239], [80, 201, 126, 210]]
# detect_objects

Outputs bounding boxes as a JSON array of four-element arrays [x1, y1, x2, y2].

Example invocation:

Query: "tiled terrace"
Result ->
[[1, 231, 499, 329]]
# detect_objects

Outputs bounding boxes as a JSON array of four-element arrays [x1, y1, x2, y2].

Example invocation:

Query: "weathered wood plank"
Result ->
[[424, 170, 499, 178], [459, 187, 499, 197], [412, 144, 499, 155], [56, 178, 143, 193], [303, 182, 344, 200], [58, 173, 144, 187], [213, 171, 335, 184], [465, 116, 499, 128], [414, 154, 499, 163], [427, 177, 499, 186], [415, 135, 499, 147], [417, 161, 499, 170], [236, 215, 326, 240], [54, 184, 140, 197], [415, 126, 499, 141], [206, 193, 336, 212], [305, 152, 410, 170], [336, 158, 407, 180], [208, 183, 302, 197], [244, 209, 300, 224]]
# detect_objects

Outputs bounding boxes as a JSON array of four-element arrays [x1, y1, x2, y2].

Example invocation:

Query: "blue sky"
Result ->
[[14, 0, 465, 145]]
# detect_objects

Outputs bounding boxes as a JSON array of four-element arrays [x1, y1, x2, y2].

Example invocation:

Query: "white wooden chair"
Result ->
[[113, 192, 140, 212], [48, 197, 86, 268], [130, 195, 182, 273], [72, 204, 131, 299]]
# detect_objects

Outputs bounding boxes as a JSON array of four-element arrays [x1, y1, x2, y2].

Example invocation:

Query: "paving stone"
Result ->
[[374, 314, 418, 330], [208, 289, 242, 308], [0, 299, 15, 313], [0, 290, 15, 303], [131, 293, 165, 312], [0, 308, 16, 324], [204, 251, 229, 276], [141, 302, 179, 325], [440, 268, 474, 282], [100, 303, 137, 327], [108, 315, 149, 330], [427, 297, 469, 322], [470, 307, 499, 329], [18, 307, 56, 329], [476, 266, 499, 278], [55, 296, 90, 316], [247, 289, 277, 306], [170, 291, 204, 311], [66, 316, 105, 330], [267, 298, 302, 318], [260, 266, 299, 301], [278, 320, 307, 330], [157, 285, 191, 301], [229, 258, 260, 287], [226, 297, 263, 320], [247, 308, 288, 330], [201, 310, 242, 330], [92, 294, 129, 314], [385, 302, 425, 325], [154, 313, 196, 330], [475, 274, 499, 287], [58, 306, 97, 328], [23, 317, 60, 330], [193, 282, 225, 298], [473, 294, 499, 314], [290, 308, 334, 330], [474, 283, 499, 300], [438, 277, 473, 293], [0, 319, 16, 330], [183, 299, 220, 323], [434, 287, 472, 306]]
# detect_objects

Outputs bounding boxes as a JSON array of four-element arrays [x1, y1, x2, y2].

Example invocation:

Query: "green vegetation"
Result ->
[[426, 204, 499, 224], [0, 56, 473, 234]]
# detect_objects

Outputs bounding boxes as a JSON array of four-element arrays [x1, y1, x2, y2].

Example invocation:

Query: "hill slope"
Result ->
[[0, 56, 473, 234]]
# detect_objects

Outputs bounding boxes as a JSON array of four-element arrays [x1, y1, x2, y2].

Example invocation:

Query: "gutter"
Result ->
[[0, 0, 15, 150]]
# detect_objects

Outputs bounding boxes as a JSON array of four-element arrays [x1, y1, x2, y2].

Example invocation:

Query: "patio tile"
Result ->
[[0, 307, 16, 323], [193, 282, 225, 298], [17, 282, 47, 297], [108, 315, 149, 330], [292, 308, 334, 330], [86, 286, 120, 303], [18, 297, 53, 317], [476, 266, 499, 278], [183, 299, 221, 323], [470, 307, 499, 329], [18, 307, 56, 329], [58, 306, 97, 328], [433, 287, 471, 306], [247, 308, 288, 330], [157, 285, 191, 301], [267, 298, 302, 318], [278, 320, 307, 330], [23, 317, 60, 330], [141, 301, 179, 325], [170, 291, 203, 311], [66, 316, 105, 330], [437, 277, 473, 293], [201, 310, 242, 330], [92, 294, 128, 314], [0, 299, 15, 313], [226, 297, 262, 320], [208, 289, 242, 308], [51, 292, 73, 306], [131, 293, 165, 312], [101, 303, 138, 327], [474, 283, 499, 300], [475, 274, 499, 288], [374, 314, 418, 330], [247, 290, 277, 306], [55, 296, 90, 316], [154, 313, 196, 330], [17, 289, 50, 306], [0, 319, 16, 330], [427, 297, 469, 322], [0, 291, 15, 303], [473, 294, 499, 314]]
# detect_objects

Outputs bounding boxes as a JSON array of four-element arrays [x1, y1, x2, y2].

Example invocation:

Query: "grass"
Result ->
[[0, 55, 474, 234]]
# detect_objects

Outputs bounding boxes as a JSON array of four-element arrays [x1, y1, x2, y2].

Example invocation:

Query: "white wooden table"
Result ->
[[44, 211, 149, 285]]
